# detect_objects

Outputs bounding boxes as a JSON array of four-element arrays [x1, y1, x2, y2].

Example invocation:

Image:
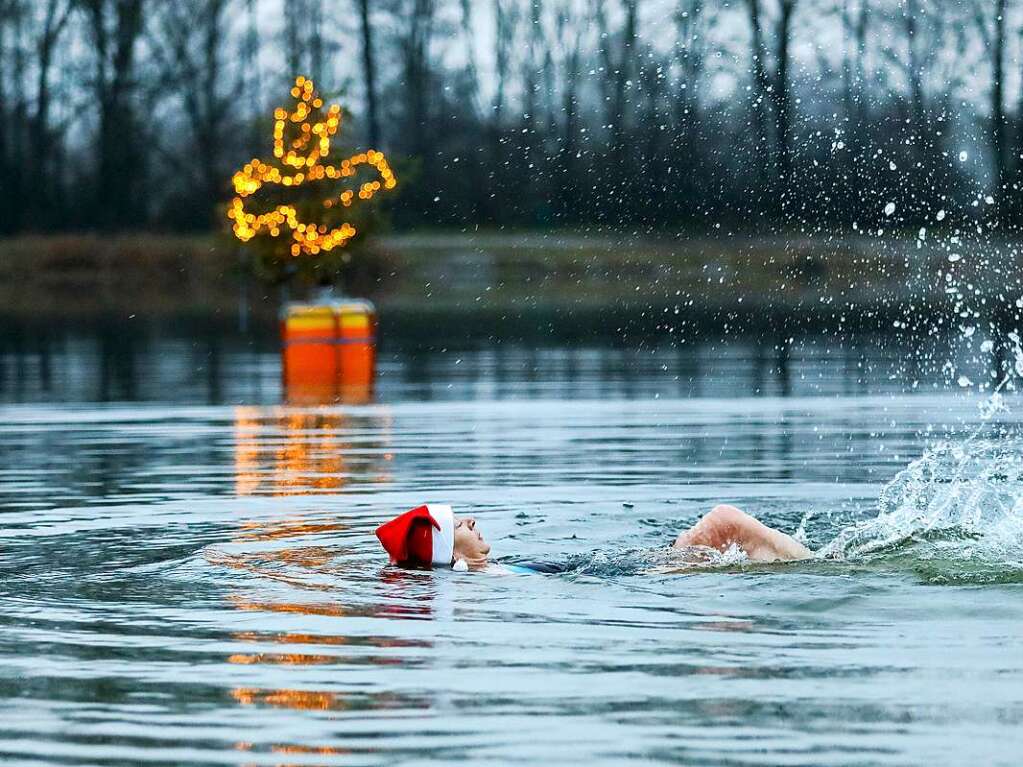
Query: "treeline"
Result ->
[[0, 0, 1016, 236]]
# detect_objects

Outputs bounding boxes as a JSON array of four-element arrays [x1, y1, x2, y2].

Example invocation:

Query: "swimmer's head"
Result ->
[[452, 515, 490, 566], [376, 505, 490, 569]]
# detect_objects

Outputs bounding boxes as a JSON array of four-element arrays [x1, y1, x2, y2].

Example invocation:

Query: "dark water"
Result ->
[[1, 319, 1022, 766]]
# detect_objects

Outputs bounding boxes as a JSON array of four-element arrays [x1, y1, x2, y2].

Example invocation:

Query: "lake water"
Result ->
[[1, 318, 1022, 765]]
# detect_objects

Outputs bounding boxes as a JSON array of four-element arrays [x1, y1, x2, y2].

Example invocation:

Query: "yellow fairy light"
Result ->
[[228, 76, 398, 256]]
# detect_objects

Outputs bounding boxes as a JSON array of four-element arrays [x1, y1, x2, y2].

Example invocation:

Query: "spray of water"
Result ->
[[810, 334, 1023, 581], [817, 439, 1023, 575], [563, 442, 1023, 580]]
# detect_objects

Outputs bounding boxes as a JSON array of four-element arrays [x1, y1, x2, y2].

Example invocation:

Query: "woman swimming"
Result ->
[[375, 503, 812, 571]]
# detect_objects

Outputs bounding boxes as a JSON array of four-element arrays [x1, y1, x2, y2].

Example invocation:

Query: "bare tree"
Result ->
[[240, 0, 262, 156], [0, 2, 13, 233], [746, 0, 799, 200], [671, 0, 711, 206], [594, 0, 639, 168], [903, 0, 925, 135], [81, 0, 146, 229], [880, 0, 962, 149], [308, 0, 324, 85], [492, 0, 514, 125], [522, 0, 561, 134], [283, 0, 305, 78], [356, 0, 381, 147], [877, 0, 970, 216], [0, 0, 29, 232], [974, 0, 1009, 215], [150, 0, 233, 223], [673, 0, 707, 130], [28, 0, 74, 227], [552, 0, 586, 217], [281, 0, 327, 85], [838, 0, 870, 209], [0, 0, 1012, 234], [395, 0, 437, 161]]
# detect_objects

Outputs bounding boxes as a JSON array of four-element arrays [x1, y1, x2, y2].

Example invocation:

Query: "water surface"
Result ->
[[1, 323, 1021, 765]]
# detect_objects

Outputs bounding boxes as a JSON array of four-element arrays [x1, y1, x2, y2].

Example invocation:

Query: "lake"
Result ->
[[0, 316, 1021, 765]]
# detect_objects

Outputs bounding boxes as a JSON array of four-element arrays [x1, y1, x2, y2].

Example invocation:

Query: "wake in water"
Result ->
[[532, 436, 1023, 584], [527, 541, 751, 578]]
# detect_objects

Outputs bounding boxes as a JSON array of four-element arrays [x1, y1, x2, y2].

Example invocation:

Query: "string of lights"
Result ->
[[228, 76, 397, 257]]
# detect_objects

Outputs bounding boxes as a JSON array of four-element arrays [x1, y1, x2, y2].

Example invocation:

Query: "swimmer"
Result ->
[[376, 503, 812, 571]]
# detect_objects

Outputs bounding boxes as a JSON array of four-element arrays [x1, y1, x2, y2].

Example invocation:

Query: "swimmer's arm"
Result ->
[[674, 505, 812, 562]]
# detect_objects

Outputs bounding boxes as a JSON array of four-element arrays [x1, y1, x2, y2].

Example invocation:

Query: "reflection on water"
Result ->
[[1, 317, 1023, 766], [234, 408, 393, 495], [222, 400, 434, 728], [231, 686, 427, 712], [0, 314, 1002, 405]]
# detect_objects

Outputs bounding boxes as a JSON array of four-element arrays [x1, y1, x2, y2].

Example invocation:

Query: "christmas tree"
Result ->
[[227, 76, 397, 285]]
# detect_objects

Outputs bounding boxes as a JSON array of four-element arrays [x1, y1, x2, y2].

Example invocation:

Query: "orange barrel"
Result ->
[[281, 299, 377, 404]]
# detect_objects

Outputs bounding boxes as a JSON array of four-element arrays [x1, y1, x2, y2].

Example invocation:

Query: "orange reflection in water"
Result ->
[[233, 406, 392, 496], [235, 519, 350, 541], [285, 381, 374, 406], [224, 595, 433, 729], [230, 629, 431, 652], [231, 685, 429, 713], [224, 403, 437, 742], [236, 744, 352, 767], [232, 630, 350, 646], [232, 687, 348, 711], [227, 593, 348, 617], [228, 651, 336, 666], [206, 543, 344, 590], [225, 591, 435, 622], [235, 739, 353, 767]]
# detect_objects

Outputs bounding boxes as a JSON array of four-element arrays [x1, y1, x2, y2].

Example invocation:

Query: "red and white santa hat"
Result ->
[[375, 504, 455, 567]]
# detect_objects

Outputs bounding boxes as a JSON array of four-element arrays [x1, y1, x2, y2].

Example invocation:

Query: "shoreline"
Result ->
[[0, 231, 1014, 337]]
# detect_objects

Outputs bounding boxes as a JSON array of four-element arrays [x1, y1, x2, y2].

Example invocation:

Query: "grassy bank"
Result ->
[[0, 234, 245, 318], [0, 230, 1002, 332]]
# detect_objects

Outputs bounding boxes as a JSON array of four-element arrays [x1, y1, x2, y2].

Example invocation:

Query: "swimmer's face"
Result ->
[[452, 515, 490, 564]]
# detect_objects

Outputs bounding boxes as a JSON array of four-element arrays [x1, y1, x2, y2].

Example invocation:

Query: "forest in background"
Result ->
[[0, 0, 1018, 238]]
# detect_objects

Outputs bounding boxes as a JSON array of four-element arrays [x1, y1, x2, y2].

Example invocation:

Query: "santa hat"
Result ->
[[375, 504, 455, 567]]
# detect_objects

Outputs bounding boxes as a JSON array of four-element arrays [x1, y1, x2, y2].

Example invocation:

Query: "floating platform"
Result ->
[[281, 298, 376, 404]]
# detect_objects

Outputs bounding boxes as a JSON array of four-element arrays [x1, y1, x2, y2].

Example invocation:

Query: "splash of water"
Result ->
[[820, 318, 1023, 582], [818, 439, 1023, 582], [558, 432, 1023, 582]]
